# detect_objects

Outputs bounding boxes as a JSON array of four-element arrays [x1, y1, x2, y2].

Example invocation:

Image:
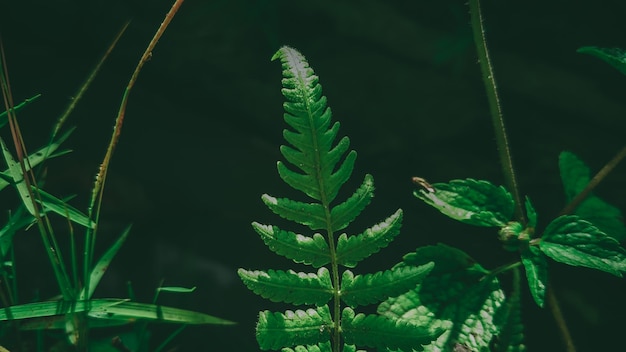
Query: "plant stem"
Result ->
[[468, 1, 575, 351], [560, 145, 626, 216], [468, 0, 525, 226], [87, 0, 185, 296]]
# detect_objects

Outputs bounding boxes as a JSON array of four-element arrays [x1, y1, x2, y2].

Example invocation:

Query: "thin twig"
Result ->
[[560, 145, 626, 216]]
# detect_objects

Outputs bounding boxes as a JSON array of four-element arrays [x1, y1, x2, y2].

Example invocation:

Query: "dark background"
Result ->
[[1, 0, 626, 351]]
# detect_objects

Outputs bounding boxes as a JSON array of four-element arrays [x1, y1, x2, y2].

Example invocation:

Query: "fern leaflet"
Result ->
[[240, 46, 440, 351]]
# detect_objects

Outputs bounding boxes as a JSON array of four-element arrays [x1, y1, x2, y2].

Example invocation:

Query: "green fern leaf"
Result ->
[[336, 209, 403, 268], [281, 342, 329, 352], [262, 195, 327, 230], [342, 307, 443, 351], [257, 305, 333, 350], [340, 264, 434, 307], [329, 174, 375, 232], [271, 46, 356, 204], [252, 223, 330, 267], [379, 244, 505, 351], [238, 268, 333, 305]]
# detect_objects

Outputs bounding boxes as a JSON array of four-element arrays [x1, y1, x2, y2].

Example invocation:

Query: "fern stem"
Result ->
[[468, 0, 525, 226]]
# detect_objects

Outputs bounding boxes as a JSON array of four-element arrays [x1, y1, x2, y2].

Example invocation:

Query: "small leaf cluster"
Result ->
[[239, 46, 442, 351], [413, 151, 626, 309]]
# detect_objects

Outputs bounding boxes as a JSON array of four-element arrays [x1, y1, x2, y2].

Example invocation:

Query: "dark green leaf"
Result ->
[[252, 223, 330, 267], [414, 179, 514, 227], [336, 209, 402, 268], [559, 151, 626, 240], [540, 215, 626, 276], [342, 307, 443, 351], [520, 246, 547, 307], [379, 244, 506, 351], [80, 225, 132, 300], [238, 268, 333, 305], [492, 268, 526, 352], [340, 264, 434, 307], [525, 197, 537, 229], [577, 46, 626, 75], [257, 305, 333, 350]]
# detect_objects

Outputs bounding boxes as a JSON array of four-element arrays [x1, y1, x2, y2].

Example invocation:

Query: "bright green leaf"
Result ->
[[330, 174, 374, 232], [340, 264, 434, 307], [0, 127, 74, 192], [281, 342, 332, 352], [540, 215, 626, 276], [238, 267, 333, 305], [379, 244, 506, 351], [0, 137, 35, 215], [342, 307, 443, 351], [525, 197, 537, 229], [336, 209, 402, 268], [414, 179, 514, 227], [252, 223, 330, 267], [262, 195, 327, 230], [577, 46, 626, 75], [34, 187, 95, 228], [520, 246, 547, 307], [257, 305, 333, 350], [271, 46, 356, 204]]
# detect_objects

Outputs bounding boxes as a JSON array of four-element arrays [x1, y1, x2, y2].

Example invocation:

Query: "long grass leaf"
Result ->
[[0, 94, 41, 128], [33, 187, 95, 228], [87, 301, 236, 325], [0, 136, 35, 215], [79, 225, 132, 300]]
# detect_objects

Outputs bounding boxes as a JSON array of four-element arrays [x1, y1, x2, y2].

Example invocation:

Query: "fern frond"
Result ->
[[336, 209, 403, 268], [329, 174, 374, 232], [262, 195, 327, 230], [252, 223, 330, 267], [342, 308, 443, 351], [257, 305, 333, 350], [281, 342, 331, 352], [238, 268, 333, 305], [340, 263, 434, 307], [271, 46, 355, 204]]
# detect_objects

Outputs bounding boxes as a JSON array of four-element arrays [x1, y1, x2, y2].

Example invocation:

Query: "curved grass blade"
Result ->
[[79, 225, 132, 300], [0, 94, 41, 128]]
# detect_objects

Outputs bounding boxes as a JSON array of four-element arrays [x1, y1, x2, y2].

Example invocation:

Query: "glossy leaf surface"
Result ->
[[414, 179, 514, 227]]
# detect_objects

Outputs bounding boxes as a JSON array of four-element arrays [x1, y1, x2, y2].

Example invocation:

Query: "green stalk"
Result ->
[[467, 1, 575, 351], [468, 0, 525, 226]]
